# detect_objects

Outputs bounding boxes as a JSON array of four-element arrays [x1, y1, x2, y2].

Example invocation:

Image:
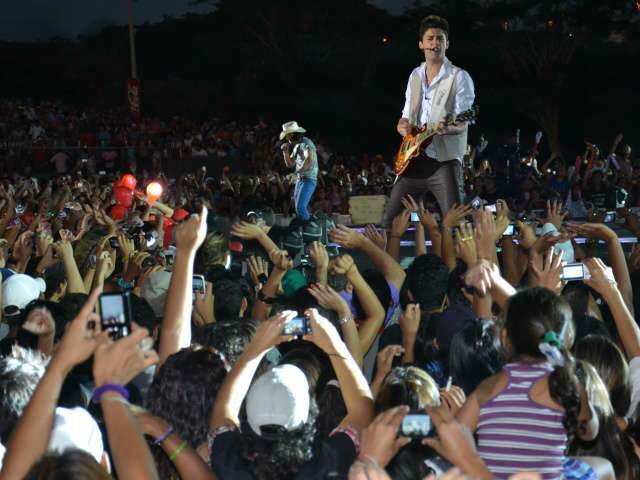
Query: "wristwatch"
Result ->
[[338, 313, 353, 326]]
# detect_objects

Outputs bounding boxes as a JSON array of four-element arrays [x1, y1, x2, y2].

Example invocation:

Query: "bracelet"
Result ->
[[91, 384, 129, 403], [338, 313, 353, 325], [153, 426, 174, 445], [257, 273, 268, 284], [169, 440, 188, 462]]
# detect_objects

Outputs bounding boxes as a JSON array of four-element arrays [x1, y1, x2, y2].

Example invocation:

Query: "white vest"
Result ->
[[408, 64, 468, 162]]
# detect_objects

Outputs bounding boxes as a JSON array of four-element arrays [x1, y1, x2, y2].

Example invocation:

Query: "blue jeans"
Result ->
[[294, 178, 317, 220]]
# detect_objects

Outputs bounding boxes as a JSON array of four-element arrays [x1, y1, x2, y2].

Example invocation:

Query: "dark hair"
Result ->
[[386, 444, 435, 480], [449, 319, 505, 395], [145, 346, 228, 480], [574, 335, 630, 417], [419, 15, 449, 40], [43, 262, 66, 300], [352, 270, 391, 321], [504, 288, 580, 443], [403, 254, 449, 311], [213, 278, 249, 323], [316, 383, 346, 439], [571, 360, 640, 480], [279, 347, 323, 396], [130, 294, 160, 334], [562, 283, 610, 342], [0, 347, 47, 437], [25, 449, 110, 480], [192, 320, 256, 366], [238, 400, 319, 480]]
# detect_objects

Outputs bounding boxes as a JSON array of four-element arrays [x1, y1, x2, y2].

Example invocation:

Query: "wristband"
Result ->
[[153, 426, 174, 445], [170, 440, 188, 462], [257, 273, 268, 284], [257, 289, 276, 305], [117, 277, 135, 291], [91, 384, 129, 403]]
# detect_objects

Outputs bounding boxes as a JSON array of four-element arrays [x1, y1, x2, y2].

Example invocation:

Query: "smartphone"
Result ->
[[486, 203, 497, 213], [410, 211, 419, 222], [283, 316, 312, 336], [192, 274, 206, 294], [470, 196, 482, 210], [503, 223, 516, 236], [163, 251, 175, 266], [561, 263, 587, 281], [142, 257, 157, 269], [603, 211, 616, 223], [400, 414, 433, 438], [109, 237, 120, 249], [99, 292, 132, 340]]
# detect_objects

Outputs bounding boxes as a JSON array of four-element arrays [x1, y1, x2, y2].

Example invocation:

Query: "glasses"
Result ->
[[3, 305, 20, 317]]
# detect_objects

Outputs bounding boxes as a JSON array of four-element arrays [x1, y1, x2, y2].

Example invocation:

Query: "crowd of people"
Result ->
[[1, 95, 640, 479]]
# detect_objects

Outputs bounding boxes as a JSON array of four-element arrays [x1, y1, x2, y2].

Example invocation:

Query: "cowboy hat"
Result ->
[[279, 121, 306, 140]]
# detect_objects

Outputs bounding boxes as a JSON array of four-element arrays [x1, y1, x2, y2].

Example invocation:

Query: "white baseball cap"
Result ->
[[245, 364, 310, 437], [2, 274, 46, 316], [48, 407, 104, 463]]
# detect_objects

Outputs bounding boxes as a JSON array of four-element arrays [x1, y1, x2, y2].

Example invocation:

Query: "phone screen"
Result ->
[[503, 223, 515, 236], [561, 263, 585, 281], [283, 316, 312, 336], [192, 275, 206, 294], [410, 212, 419, 222], [99, 293, 131, 340], [400, 414, 432, 438], [604, 211, 616, 223], [486, 203, 497, 213]]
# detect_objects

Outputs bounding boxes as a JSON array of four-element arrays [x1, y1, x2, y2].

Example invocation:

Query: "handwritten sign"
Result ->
[[349, 195, 387, 225]]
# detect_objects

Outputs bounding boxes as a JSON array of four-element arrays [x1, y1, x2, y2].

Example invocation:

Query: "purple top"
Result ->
[[339, 280, 400, 330], [477, 362, 566, 480]]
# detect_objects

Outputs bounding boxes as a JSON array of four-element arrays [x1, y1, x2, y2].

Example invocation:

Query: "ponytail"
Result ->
[[548, 349, 580, 445]]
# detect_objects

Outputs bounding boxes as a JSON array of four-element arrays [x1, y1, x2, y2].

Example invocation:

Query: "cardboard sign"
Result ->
[[349, 195, 387, 225]]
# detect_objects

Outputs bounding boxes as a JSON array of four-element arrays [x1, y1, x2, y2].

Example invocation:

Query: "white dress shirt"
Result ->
[[401, 57, 475, 159]]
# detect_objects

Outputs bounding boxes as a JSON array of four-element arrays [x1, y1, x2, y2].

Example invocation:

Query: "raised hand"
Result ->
[[309, 241, 329, 269], [364, 224, 387, 250], [246, 255, 269, 286], [545, 200, 567, 230], [307, 283, 350, 315], [330, 253, 356, 276], [529, 248, 564, 293], [443, 203, 472, 230], [455, 222, 477, 267], [230, 220, 264, 240], [269, 248, 293, 272], [358, 406, 411, 468], [174, 206, 208, 252], [391, 209, 411, 238], [375, 345, 405, 380], [329, 225, 366, 249]]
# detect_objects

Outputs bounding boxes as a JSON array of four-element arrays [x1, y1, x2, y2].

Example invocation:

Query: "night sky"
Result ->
[[0, 0, 412, 42]]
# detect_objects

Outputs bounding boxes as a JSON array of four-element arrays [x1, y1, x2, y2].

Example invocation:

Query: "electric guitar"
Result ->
[[394, 106, 479, 176]]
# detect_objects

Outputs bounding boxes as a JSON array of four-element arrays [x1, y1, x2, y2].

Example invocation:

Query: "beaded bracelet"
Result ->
[[153, 426, 174, 446], [170, 440, 188, 462], [91, 384, 130, 403]]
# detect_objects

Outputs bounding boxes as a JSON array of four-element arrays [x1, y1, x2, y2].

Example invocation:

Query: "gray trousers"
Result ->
[[382, 160, 464, 229]]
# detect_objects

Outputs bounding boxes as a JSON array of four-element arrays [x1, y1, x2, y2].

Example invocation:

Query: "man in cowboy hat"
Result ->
[[280, 121, 318, 222]]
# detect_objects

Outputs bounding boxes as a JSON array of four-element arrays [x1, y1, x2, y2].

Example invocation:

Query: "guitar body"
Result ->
[[392, 106, 479, 176], [394, 129, 435, 176]]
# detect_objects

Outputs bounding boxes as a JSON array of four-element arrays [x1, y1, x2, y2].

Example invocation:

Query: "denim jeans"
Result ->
[[294, 178, 317, 220]]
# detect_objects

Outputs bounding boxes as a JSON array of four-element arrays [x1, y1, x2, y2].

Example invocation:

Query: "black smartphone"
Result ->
[[400, 414, 433, 438], [142, 256, 157, 269], [283, 316, 312, 336], [99, 292, 132, 340], [192, 274, 206, 294], [109, 237, 120, 249]]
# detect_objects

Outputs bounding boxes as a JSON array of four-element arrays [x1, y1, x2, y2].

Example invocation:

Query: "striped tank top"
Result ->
[[477, 362, 566, 480]]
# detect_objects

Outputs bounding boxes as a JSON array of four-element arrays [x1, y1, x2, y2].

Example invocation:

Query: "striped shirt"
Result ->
[[477, 363, 566, 480]]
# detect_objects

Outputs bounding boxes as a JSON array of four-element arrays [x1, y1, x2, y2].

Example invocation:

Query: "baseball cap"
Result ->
[[245, 364, 310, 437], [140, 271, 172, 318], [281, 270, 307, 297], [541, 222, 575, 263], [48, 407, 104, 463], [2, 274, 46, 316]]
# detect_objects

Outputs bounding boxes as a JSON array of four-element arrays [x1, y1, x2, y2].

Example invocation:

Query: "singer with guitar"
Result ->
[[383, 15, 476, 229]]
